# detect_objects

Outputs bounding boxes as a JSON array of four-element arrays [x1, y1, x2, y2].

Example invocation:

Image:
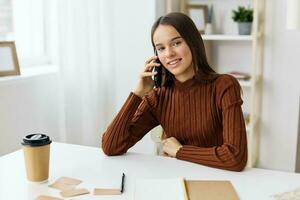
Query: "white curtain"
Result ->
[[55, 0, 157, 153], [56, 0, 116, 146]]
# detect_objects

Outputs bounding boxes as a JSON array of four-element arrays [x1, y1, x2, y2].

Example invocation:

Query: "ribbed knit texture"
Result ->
[[102, 74, 247, 171]]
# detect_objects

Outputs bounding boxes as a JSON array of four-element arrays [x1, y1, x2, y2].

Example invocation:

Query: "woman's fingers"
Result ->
[[140, 71, 157, 78], [145, 62, 160, 72], [144, 56, 161, 71], [133, 56, 161, 97], [162, 139, 167, 145], [145, 55, 158, 65], [161, 137, 182, 158], [162, 137, 173, 143]]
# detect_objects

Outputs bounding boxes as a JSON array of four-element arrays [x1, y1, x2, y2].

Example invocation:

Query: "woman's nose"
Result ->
[[165, 47, 175, 57]]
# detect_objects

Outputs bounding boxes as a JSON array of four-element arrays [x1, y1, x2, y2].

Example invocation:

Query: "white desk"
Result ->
[[1, 142, 300, 200]]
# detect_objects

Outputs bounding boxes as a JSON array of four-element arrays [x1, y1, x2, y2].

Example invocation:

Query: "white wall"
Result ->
[[258, 0, 300, 171], [113, 1, 156, 109], [0, 73, 65, 156], [296, 103, 300, 172], [112, 0, 157, 154]]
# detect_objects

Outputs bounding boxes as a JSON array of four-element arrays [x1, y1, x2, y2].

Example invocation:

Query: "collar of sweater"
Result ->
[[173, 76, 197, 90]]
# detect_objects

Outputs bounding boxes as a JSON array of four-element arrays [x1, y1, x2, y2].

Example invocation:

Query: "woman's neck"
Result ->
[[175, 67, 195, 82]]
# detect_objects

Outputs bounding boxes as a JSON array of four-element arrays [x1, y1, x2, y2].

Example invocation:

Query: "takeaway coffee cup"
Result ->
[[21, 133, 52, 182]]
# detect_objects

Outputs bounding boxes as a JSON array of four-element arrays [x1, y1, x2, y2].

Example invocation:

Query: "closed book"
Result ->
[[134, 178, 239, 200]]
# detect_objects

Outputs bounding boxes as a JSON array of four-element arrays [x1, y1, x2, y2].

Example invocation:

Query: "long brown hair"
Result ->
[[151, 12, 219, 86]]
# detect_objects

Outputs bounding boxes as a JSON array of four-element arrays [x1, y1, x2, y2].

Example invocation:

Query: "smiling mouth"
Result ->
[[167, 58, 182, 67]]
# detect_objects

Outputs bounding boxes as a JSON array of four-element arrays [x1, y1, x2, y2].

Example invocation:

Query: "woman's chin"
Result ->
[[168, 68, 183, 77]]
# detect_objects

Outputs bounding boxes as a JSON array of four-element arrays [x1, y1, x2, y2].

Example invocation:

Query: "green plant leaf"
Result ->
[[232, 6, 253, 22]]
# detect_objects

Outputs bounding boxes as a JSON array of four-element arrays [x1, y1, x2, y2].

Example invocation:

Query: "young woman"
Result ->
[[102, 12, 247, 171]]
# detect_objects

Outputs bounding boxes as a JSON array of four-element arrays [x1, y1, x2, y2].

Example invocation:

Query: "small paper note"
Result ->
[[94, 188, 121, 195], [272, 187, 300, 200], [60, 188, 90, 197], [49, 176, 82, 191], [35, 195, 63, 200], [49, 181, 76, 191], [54, 176, 82, 185]]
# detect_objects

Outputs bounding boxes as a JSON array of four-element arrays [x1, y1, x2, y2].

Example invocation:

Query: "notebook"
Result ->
[[134, 178, 186, 200], [134, 178, 239, 200]]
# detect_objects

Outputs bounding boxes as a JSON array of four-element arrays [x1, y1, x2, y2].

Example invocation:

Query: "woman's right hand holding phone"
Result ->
[[133, 56, 160, 98]]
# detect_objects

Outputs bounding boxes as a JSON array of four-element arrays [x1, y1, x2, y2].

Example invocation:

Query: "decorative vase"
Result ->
[[238, 22, 252, 35]]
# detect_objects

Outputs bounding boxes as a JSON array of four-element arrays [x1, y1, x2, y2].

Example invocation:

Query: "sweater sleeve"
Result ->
[[102, 92, 159, 156], [176, 75, 248, 171]]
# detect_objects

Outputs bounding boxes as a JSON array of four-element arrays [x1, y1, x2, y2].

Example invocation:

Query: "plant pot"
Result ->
[[238, 22, 252, 35]]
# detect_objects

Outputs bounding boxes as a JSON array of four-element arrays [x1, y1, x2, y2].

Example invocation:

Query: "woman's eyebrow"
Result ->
[[155, 36, 183, 47], [170, 36, 182, 41]]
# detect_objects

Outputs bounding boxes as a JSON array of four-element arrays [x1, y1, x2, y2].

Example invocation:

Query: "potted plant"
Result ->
[[232, 6, 253, 35]]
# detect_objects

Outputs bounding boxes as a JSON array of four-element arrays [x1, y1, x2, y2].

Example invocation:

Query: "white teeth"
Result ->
[[169, 59, 180, 65]]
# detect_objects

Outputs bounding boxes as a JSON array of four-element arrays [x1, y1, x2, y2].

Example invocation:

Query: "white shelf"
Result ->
[[202, 34, 253, 41], [238, 79, 251, 87], [0, 64, 59, 83]]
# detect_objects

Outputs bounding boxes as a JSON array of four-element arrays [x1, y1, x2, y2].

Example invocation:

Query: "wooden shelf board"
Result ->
[[202, 34, 253, 41]]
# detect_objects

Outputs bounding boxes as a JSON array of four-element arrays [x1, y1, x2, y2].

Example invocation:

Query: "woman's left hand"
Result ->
[[162, 137, 183, 157]]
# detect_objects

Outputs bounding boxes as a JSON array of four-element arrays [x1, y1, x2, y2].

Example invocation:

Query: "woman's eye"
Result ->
[[157, 47, 165, 52], [172, 41, 181, 47]]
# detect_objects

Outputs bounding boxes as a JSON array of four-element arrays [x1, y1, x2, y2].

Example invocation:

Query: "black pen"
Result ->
[[120, 173, 125, 193]]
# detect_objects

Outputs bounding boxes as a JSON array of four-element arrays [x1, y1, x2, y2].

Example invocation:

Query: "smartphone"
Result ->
[[153, 52, 162, 88]]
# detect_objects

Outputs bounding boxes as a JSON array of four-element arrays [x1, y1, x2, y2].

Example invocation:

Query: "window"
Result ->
[[12, 0, 50, 67]]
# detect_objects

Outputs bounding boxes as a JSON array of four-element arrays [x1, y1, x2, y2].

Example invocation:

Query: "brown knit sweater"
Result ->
[[102, 74, 247, 171]]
